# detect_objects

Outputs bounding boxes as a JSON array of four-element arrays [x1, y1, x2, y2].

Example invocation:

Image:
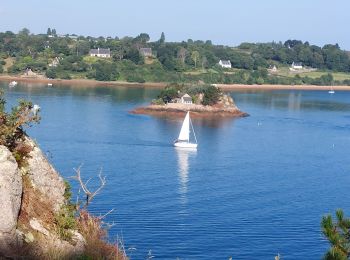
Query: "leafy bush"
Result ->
[[157, 83, 183, 103], [46, 68, 57, 78], [125, 74, 145, 83], [151, 98, 165, 105], [54, 204, 76, 241], [93, 61, 119, 81], [202, 85, 222, 105], [0, 91, 40, 151]]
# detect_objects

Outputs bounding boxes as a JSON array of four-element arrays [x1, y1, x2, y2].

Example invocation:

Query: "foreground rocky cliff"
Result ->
[[0, 90, 126, 259], [0, 138, 85, 258]]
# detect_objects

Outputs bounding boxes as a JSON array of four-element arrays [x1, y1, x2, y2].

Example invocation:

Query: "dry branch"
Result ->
[[72, 165, 106, 209]]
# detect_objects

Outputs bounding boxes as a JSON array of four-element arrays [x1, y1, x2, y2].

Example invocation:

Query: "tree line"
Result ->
[[0, 28, 350, 85]]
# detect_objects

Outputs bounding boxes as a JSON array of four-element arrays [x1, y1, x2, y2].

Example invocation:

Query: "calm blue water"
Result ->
[[1, 82, 350, 259]]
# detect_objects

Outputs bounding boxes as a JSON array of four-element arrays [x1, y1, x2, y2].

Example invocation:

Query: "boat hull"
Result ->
[[174, 142, 198, 149]]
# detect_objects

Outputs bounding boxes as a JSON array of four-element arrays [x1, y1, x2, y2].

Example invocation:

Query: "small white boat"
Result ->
[[174, 111, 198, 149], [328, 85, 335, 94], [47, 83, 53, 86], [9, 81, 17, 87]]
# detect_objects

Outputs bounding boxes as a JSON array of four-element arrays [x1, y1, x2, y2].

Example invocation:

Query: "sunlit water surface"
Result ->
[[1, 82, 350, 259]]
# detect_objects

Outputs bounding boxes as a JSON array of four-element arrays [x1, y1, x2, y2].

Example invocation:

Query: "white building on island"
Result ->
[[181, 94, 193, 104]]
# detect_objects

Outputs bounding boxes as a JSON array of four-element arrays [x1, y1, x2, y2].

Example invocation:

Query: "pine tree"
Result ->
[[159, 32, 165, 44], [321, 209, 350, 259]]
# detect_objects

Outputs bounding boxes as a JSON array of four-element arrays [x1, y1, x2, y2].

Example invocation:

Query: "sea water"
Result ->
[[1, 82, 350, 259]]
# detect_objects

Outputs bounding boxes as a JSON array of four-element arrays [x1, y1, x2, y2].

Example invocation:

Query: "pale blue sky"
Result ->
[[1, 0, 349, 49]]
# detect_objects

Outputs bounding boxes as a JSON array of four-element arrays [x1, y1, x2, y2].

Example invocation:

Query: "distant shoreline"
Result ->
[[1, 75, 350, 91], [0, 75, 166, 88], [216, 84, 350, 91]]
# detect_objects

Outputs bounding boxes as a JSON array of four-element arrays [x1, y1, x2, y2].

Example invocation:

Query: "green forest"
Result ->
[[1, 28, 350, 85]]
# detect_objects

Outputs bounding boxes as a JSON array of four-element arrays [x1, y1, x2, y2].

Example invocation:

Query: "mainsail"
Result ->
[[178, 112, 190, 141]]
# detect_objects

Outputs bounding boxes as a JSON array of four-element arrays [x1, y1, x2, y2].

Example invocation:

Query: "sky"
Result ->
[[1, 0, 349, 49]]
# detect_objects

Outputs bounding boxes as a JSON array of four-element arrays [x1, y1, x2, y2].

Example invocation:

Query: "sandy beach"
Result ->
[[1, 75, 350, 91], [0, 75, 166, 88]]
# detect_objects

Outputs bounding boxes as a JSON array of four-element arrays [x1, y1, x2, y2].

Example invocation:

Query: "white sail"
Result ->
[[178, 112, 190, 141]]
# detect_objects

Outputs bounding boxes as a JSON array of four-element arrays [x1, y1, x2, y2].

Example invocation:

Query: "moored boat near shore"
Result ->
[[9, 81, 17, 87]]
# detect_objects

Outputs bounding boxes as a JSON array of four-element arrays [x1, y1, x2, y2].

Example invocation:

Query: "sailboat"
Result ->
[[328, 86, 335, 94], [174, 111, 198, 149]]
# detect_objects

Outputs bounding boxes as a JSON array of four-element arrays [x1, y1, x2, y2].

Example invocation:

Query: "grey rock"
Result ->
[[29, 218, 50, 236], [0, 145, 22, 255], [25, 138, 65, 212]]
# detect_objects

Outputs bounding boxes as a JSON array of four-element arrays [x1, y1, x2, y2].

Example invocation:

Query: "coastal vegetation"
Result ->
[[155, 83, 222, 105], [322, 209, 350, 259], [0, 29, 350, 85]]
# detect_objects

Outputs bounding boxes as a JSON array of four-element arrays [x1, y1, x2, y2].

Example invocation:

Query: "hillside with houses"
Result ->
[[1, 29, 350, 86]]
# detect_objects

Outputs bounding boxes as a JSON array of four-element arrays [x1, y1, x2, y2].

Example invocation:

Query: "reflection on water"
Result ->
[[157, 115, 237, 128], [231, 90, 350, 112], [175, 148, 197, 205], [288, 92, 301, 111], [2, 81, 160, 103]]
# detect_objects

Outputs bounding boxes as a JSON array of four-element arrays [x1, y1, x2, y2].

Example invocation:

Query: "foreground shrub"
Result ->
[[322, 209, 350, 259], [77, 210, 127, 260]]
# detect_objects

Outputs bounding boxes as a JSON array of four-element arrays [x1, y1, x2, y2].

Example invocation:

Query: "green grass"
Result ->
[[83, 56, 111, 64], [183, 69, 209, 75], [297, 71, 350, 81], [275, 66, 350, 81]]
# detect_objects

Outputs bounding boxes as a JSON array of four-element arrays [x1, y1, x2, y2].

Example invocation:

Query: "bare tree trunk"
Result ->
[[72, 165, 106, 209]]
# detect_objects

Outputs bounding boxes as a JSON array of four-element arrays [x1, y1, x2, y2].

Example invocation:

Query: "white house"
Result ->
[[218, 60, 231, 68], [89, 48, 111, 58], [291, 62, 303, 70], [140, 48, 153, 57], [268, 65, 278, 73], [181, 94, 193, 104]]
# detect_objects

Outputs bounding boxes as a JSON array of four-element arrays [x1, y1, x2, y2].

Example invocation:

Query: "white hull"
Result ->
[[328, 90, 335, 94], [174, 141, 197, 149], [9, 81, 17, 87]]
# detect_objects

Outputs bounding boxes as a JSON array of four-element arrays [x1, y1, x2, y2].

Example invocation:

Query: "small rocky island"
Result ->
[[132, 84, 248, 118]]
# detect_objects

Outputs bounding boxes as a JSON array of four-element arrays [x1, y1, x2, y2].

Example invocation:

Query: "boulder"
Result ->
[[25, 138, 65, 212], [0, 145, 22, 255]]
